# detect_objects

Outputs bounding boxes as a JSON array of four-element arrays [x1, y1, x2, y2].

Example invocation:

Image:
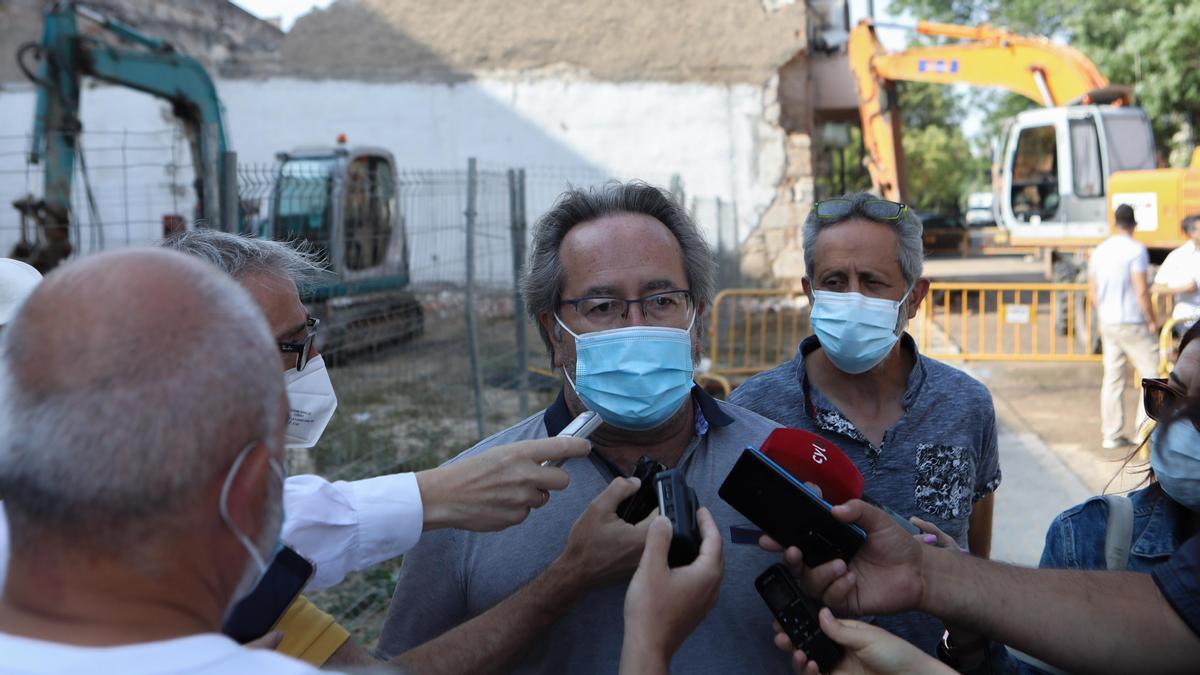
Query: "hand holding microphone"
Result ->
[[757, 428, 921, 536]]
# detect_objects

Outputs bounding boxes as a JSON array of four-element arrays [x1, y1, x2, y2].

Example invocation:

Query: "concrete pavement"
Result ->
[[988, 417, 1094, 567]]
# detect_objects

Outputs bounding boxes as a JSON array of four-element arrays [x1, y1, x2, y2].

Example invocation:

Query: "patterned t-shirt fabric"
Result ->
[[730, 333, 1002, 654]]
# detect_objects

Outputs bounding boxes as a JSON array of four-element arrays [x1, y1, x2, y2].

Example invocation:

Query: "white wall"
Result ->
[[0, 75, 784, 268]]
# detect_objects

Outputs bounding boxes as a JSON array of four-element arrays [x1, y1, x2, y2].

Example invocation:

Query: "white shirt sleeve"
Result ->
[[1157, 249, 1183, 286], [282, 472, 424, 590], [1131, 246, 1149, 273]]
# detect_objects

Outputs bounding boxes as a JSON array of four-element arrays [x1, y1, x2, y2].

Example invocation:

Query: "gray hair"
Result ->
[[161, 228, 328, 289], [802, 192, 925, 289], [0, 250, 284, 553], [521, 181, 715, 357]]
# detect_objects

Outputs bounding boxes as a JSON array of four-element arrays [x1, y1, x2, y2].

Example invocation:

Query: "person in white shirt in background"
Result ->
[[0, 248, 331, 673], [1089, 203, 1160, 450], [1152, 214, 1200, 335], [0, 235, 588, 600]]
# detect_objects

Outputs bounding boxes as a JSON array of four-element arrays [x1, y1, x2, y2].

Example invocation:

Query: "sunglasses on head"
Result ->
[[813, 198, 908, 221]]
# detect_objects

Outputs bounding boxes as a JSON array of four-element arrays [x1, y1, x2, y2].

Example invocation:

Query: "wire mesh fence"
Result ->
[[0, 128, 197, 261], [1, 131, 729, 642]]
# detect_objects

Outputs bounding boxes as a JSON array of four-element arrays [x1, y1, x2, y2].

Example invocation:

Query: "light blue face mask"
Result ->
[[809, 288, 910, 375], [1151, 420, 1200, 512], [555, 313, 696, 430], [219, 442, 287, 596]]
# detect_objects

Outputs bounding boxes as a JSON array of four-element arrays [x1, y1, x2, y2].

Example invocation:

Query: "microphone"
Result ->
[[759, 428, 920, 535], [760, 428, 863, 505]]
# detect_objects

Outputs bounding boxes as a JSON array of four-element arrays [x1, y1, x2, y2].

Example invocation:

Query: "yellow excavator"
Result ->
[[848, 19, 1199, 278]]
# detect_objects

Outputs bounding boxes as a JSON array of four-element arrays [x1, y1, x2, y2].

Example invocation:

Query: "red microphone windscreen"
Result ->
[[760, 428, 864, 505]]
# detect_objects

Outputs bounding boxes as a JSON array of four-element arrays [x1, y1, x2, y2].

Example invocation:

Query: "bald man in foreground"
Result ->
[[0, 249, 326, 673]]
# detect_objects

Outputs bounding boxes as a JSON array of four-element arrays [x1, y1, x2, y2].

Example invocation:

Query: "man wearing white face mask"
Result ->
[[0, 249, 328, 673], [731, 192, 1001, 661], [376, 181, 789, 674], [162, 230, 589, 596]]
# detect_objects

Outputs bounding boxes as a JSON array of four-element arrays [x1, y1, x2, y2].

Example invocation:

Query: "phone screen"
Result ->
[[222, 545, 314, 643], [719, 448, 866, 567]]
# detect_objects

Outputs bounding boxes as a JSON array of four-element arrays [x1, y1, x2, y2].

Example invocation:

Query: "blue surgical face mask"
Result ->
[[1151, 420, 1200, 512], [809, 288, 910, 375], [219, 442, 287, 599], [555, 313, 696, 430]]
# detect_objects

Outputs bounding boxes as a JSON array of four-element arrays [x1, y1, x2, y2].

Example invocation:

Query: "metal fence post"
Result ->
[[509, 168, 529, 417], [221, 151, 238, 233], [465, 158, 486, 438]]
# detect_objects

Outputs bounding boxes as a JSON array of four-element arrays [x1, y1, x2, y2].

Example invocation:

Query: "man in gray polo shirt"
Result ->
[[376, 182, 791, 673], [731, 193, 1001, 662]]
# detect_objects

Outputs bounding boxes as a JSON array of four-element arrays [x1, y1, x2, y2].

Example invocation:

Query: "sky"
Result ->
[[233, 0, 336, 31]]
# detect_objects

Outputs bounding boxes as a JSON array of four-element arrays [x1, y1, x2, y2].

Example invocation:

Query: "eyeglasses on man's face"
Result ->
[[279, 316, 319, 371], [559, 289, 694, 331], [814, 198, 908, 221]]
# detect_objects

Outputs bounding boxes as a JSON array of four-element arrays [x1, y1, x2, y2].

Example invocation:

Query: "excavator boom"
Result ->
[[848, 19, 1118, 202], [14, 1, 231, 272]]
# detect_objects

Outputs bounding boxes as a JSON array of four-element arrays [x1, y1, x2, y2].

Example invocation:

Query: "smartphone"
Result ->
[[542, 411, 602, 467], [756, 563, 843, 671], [617, 455, 666, 523], [222, 545, 314, 643], [718, 448, 866, 567], [655, 469, 700, 567]]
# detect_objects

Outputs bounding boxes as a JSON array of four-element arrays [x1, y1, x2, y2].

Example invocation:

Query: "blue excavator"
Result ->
[[13, 1, 421, 349]]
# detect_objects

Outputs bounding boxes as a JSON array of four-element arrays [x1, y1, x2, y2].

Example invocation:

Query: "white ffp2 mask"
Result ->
[[283, 354, 337, 448]]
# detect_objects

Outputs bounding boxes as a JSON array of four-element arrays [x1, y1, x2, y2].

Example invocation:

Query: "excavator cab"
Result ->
[[999, 105, 1156, 245], [270, 146, 403, 281], [269, 145, 422, 356]]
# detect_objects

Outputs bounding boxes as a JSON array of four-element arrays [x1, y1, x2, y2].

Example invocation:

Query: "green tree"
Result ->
[[901, 122, 981, 213], [894, 81, 986, 213]]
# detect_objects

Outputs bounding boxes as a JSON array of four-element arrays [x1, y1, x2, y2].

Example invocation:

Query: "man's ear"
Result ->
[[539, 311, 563, 368], [907, 278, 931, 319], [801, 277, 814, 304]]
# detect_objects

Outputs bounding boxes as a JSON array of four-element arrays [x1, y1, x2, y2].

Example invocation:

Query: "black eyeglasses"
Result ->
[[814, 198, 908, 221], [279, 317, 319, 371], [1143, 375, 1188, 423], [559, 290, 694, 331]]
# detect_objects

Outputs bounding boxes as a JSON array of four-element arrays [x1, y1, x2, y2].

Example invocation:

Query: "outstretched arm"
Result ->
[[784, 500, 1200, 674]]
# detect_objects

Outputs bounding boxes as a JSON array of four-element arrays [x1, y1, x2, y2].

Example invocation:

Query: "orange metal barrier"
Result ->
[[914, 282, 1102, 362], [707, 285, 1175, 380], [707, 288, 809, 377]]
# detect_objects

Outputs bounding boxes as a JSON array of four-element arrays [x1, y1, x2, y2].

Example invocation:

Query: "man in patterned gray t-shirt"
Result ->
[[730, 193, 1001, 659]]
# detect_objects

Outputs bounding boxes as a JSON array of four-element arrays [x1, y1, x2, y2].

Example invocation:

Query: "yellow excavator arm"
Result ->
[[848, 19, 1119, 202]]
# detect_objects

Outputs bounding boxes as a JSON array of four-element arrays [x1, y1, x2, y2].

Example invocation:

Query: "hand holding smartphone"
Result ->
[[719, 448, 866, 567]]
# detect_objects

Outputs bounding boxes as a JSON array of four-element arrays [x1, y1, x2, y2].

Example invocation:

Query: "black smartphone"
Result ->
[[654, 469, 700, 567], [222, 545, 314, 643], [718, 448, 866, 567], [756, 563, 843, 671], [617, 455, 666, 523]]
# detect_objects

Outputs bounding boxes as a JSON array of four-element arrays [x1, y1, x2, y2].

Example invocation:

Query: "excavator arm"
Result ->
[[14, 1, 231, 272], [847, 19, 1119, 202]]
